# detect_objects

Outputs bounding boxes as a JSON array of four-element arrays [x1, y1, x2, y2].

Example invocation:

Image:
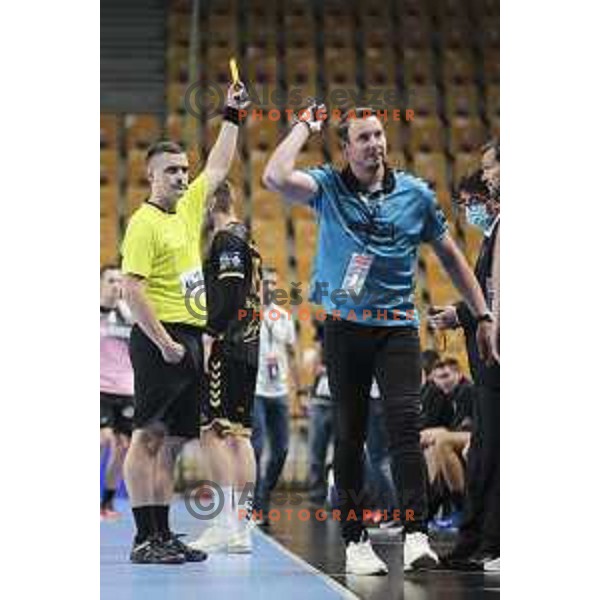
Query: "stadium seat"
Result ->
[[167, 82, 189, 114], [166, 113, 198, 147], [252, 217, 288, 278], [412, 152, 449, 195], [448, 116, 486, 154], [407, 116, 445, 154], [403, 49, 436, 85], [100, 114, 118, 149], [324, 48, 356, 86], [386, 150, 408, 171], [100, 214, 119, 265], [251, 189, 285, 221], [453, 152, 480, 186], [294, 219, 317, 281], [483, 48, 500, 84], [439, 16, 473, 49], [100, 149, 117, 186], [489, 116, 500, 140], [442, 50, 476, 86], [124, 114, 162, 150], [401, 16, 432, 48], [100, 186, 118, 218], [127, 150, 149, 187], [167, 45, 189, 83], [406, 84, 439, 117], [125, 186, 150, 217], [485, 84, 500, 121], [167, 12, 191, 47], [248, 119, 280, 152], [364, 27, 389, 50], [364, 49, 397, 87], [445, 84, 480, 117]]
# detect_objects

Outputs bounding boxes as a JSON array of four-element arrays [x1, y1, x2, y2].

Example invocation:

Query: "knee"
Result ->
[[133, 427, 165, 458]]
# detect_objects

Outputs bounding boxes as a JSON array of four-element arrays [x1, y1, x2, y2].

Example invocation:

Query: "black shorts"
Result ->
[[202, 339, 258, 437], [100, 393, 135, 436], [129, 323, 206, 439]]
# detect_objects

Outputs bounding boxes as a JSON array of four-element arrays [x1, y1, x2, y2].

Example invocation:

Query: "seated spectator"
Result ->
[[420, 358, 476, 523]]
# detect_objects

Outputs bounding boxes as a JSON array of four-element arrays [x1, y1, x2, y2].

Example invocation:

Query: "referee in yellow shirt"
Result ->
[[121, 82, 250, 564]]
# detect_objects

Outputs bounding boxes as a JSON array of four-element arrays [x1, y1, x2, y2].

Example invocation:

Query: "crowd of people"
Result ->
[[100, 78, 500, 575]]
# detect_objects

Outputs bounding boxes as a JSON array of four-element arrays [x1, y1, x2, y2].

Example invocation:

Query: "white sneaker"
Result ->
[[188, 525, 230, 553], [345, 532, 389, 575], [403, 532, 439, 571], [227, 526, 253, 554], [483, 556, 500, 573]]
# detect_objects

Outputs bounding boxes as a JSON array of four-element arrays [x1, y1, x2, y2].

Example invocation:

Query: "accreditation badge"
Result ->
[[341, 253, 374, 296]]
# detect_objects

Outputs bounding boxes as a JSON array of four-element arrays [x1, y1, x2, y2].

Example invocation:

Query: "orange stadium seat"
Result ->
[[167, 82, 188, 114], [403, 49, 436, 85], [100, 149, 117, 186], [401, 16, 432, 48], [449, 116, 486, 154], [124, 114, 162, 150], [439, 16, 473, 49], [364, 49, 396, 87], [125, 186, 150, 217], [100, 214, 119, 265], [412, 152, 449, 194], [167, 45, 189, 83], [324, 48, 356, 86], [294, 220, 317, 281], [166, 113, 199, 147], [251, 189, 285, 221], [386, 150, 408, 172], [364, 26, 390, 50], [407, 116, 445, 154], [489, 116, 500, 140], [247, 118, 280, 152], [127, 150, 149, 187], [445, 84, 479, 117], [100, 186, 118, 218], [100, 114, 118, 149], [252, 217, 288, 277]]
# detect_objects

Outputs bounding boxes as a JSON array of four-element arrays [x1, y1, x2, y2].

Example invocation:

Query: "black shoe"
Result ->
[[162, 533, 208, 563], [130, 536, 186, 564]]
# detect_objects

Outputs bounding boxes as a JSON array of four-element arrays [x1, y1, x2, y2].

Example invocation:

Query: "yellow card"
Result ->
[[229, 58, 240, 85]]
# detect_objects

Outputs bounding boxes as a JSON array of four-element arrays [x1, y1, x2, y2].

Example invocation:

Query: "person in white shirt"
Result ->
[[251, 267, 299, 524]]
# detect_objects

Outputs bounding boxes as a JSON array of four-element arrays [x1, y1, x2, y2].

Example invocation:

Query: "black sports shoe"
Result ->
[[129, 537, 186, 564], [162, 533, 208, 563]]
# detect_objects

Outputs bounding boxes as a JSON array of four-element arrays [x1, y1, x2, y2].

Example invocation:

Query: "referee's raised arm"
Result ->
[[262, 101, 325, 205]]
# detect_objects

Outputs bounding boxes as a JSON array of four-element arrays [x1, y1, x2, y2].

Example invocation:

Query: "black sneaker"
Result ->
[[129, 536, 186, 564], [163, 533, 208, 563]]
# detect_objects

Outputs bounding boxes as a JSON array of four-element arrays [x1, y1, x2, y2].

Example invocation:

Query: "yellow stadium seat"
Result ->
[[124, 114, 162, 150], [445, 84, 479, 117], [449, 116, 486, 154], [453, 152, 480, 185], [407, 116, 445, 154], [100, 114, 118, 148], [412, 152, 448, 194]]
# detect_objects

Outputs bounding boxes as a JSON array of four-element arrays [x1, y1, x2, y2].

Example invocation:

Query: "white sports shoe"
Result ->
[[188, 525, 230, 553], [345, 532, 389, 575], [403, 532, 439, 571], [227, 526, 253, 554], [483, 556, 500, 573]]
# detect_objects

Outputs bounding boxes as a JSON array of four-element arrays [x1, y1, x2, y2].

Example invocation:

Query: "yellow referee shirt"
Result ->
[[121, 174, 208, 327]]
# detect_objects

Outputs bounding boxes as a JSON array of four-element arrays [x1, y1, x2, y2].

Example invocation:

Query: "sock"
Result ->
[[101, 488, 116, 510], [234, 487, 253, 529], [450, 491, 464, 512], [153, 505, 170, 538], [132, 506, 156, 544]]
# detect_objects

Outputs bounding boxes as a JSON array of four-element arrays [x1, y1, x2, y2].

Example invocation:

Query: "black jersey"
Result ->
[[204, 222, 262, 362]]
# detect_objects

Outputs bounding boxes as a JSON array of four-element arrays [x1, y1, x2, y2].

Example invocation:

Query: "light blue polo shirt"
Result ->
[[304, 164, 448, 327]]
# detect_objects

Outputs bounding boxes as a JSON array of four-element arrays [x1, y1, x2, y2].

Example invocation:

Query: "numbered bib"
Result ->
[[341, 253, 374, 296], [180, 266, 204, 295]]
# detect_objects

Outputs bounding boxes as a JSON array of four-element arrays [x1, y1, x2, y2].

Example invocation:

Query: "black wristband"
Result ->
[[223, 105, 242, 125], [475, 312, 493, 324]]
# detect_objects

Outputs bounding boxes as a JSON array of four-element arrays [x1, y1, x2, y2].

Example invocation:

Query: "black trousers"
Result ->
[[456, 362, 500, 556], [324, 318, 428, 543]]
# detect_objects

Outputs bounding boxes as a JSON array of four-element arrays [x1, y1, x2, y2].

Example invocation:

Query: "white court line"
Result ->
[[255, 528, 360, 600]]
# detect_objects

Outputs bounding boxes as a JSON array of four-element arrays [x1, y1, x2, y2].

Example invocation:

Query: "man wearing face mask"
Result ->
[[429, 140, 500, 572]]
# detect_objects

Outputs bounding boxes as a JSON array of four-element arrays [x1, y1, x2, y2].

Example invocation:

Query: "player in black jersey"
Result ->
[[189, 182, 262, 554]]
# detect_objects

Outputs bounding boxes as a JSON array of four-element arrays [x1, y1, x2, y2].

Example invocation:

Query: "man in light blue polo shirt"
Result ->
[[263, 105, 497, 575]]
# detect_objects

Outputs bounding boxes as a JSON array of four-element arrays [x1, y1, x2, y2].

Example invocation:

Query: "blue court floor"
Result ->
[[101, 498, 356, 600]]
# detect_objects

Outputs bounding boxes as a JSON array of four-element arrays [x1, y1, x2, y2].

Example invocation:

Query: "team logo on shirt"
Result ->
[[218, 251, 243, 272]]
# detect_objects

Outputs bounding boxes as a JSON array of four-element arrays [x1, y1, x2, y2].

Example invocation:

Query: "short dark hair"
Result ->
[[457, 169, 489, 197], [145, 140, 185, 163], [481, 139, 500, 162], [100, 263, 120, 279], [422, 349, 440, 376], [337, 107, 380, 144], [210, 181, 234, 215]]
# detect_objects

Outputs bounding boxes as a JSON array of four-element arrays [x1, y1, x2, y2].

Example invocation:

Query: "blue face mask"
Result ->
[[466, 204, 493, 232]]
